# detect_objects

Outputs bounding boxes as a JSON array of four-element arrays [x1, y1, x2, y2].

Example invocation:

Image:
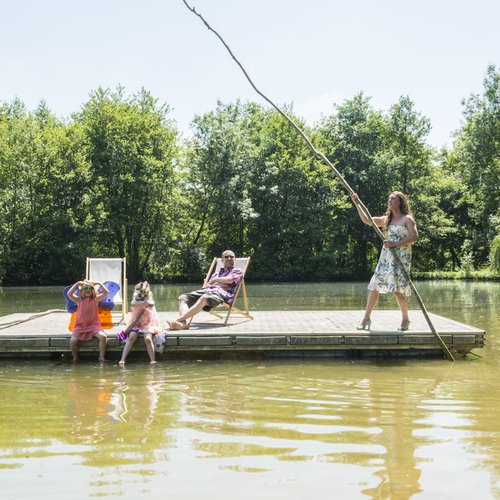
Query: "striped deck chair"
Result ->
[[204, 256, 252, 325], [86, 257, 128, 320]]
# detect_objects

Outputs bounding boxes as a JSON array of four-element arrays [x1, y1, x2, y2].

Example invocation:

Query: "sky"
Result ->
[[1, 0, 499, 148]]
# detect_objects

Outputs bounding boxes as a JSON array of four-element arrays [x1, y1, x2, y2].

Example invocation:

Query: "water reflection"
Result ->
[[174, 364, 423, 497], [50, 365, 177, 496], [0, 281, 499, 498], [0, 360, 499, 498], [66, 365, 175, 457], [361, 378, 423, 498], [1, 281, 498, 323]]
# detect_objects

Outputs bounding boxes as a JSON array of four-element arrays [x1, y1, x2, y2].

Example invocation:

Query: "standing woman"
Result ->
[[350, 191, 418, 331]]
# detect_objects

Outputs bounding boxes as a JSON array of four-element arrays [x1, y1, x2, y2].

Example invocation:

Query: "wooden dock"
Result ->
[[0, 310, 484, 359]]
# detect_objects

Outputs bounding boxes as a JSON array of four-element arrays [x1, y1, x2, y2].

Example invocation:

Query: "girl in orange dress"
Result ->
[[118, 281, 162, 366], [68, 280, 110, 362]]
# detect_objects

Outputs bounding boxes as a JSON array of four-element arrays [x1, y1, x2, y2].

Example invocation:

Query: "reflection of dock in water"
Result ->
[[0, 310, 484, 358]]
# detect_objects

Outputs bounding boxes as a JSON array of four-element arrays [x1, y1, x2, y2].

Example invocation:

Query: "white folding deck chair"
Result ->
[[86, 257, 128, 319], [204, 256, 252, 325]]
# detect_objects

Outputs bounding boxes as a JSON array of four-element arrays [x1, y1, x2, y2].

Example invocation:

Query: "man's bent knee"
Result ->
[[197, 296, 208, 306]]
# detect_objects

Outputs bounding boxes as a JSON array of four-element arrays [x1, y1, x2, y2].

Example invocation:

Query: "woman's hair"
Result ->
[[383, 191, 413, 230], [131, 281, 153, 305], [80, 280, 97, 299]]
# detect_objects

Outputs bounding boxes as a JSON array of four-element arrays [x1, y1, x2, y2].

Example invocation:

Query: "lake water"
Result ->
[[0, 281, 499, 499]]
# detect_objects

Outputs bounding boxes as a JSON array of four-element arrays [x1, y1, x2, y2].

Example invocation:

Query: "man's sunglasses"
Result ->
[[223, 255, 235, 259]]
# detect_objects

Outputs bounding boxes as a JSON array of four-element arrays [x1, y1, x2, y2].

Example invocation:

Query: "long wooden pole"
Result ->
[[181, 0, 455, 362]]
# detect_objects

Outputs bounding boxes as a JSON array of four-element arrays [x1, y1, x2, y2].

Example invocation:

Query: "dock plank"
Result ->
[[0, 310, 484, 358]]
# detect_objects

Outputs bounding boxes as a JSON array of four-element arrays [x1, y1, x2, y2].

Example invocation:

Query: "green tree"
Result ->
[[447, 65, 500, 267], [0, 100, 90, 284], [385, 96, 454, 273], [78, 87, 179, 281], [409, 161, 470, 271], [180, 101, 338, 280], [178, 101, 260, 277], [317, 93, 389, 274], [387, 96, 432, 193], [247, 107, 337, 280]]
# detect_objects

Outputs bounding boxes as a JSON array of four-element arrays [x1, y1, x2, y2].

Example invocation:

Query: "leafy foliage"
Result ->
[[446, 65, 500, 266], [77, 87, 179, 281], [0, 67, 498, 284]]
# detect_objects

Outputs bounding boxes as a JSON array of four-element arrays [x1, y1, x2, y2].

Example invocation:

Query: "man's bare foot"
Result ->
[[118, 360, 125, 367], [98, 358, 107, 363], [150, 360, 158, 364], [167, 320, 189, 331]]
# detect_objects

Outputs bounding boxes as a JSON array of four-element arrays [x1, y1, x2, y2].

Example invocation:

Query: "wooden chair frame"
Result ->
[[204, 256, 252, 325], [86, 257, 128, 320]]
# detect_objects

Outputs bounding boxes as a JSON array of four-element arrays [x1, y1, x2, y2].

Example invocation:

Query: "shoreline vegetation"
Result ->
[[0, 274, 498, 289], [0, 65, 498, 286], [413, 271, 500, 281]]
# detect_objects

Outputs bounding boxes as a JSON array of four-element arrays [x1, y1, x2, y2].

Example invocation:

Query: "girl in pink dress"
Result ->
[[118, 281, 162, 366], [68, 280, 110, 362]]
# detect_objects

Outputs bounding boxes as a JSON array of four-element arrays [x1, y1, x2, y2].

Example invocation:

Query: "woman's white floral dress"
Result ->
[[368, 224, 412, 296]]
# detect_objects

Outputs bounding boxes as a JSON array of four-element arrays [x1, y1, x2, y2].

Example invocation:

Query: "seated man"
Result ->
[[168, 250, 243, 330]]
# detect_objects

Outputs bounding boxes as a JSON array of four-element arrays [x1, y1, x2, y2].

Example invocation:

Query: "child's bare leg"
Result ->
[[119, 331, 139, 366], [144, 333, 157, 364], [70, 336, 79, 362], [96, 331, 107, 361]]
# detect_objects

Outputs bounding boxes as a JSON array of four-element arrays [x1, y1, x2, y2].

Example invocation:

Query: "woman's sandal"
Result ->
[[398, 319, 410, 331], [356, 318, 372, 330]]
